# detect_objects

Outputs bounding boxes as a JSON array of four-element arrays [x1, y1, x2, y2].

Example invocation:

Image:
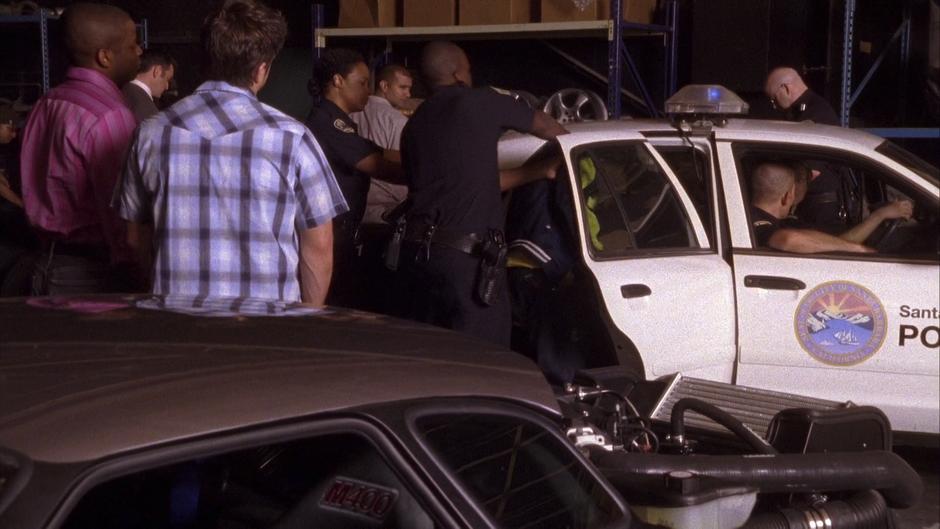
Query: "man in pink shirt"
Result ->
[[20, 2, 142, 294]]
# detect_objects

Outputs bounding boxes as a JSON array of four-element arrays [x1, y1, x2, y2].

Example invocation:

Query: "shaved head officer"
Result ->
[[764, 66, 838, 125]]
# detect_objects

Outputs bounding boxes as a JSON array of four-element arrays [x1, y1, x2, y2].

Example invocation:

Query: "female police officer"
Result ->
[[306, 48, 403, 308]]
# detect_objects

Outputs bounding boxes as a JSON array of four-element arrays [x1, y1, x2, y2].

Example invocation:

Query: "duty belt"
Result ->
[[403, 222, 483, 256], [395, 221, 508, 306]]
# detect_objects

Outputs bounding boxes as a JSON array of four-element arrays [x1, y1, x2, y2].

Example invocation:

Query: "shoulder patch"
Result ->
[[334, 119, 355, 134]]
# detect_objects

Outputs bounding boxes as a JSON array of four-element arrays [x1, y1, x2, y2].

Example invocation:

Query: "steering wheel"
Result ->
[[867, 218, 903, 253], [542, 89, 609, 123]]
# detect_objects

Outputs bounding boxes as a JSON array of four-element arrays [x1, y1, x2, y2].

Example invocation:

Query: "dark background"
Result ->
[[1, 0, 937, 155]]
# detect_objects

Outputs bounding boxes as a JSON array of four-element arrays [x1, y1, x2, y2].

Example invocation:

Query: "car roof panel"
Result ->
[[0, 296, 559, 463]]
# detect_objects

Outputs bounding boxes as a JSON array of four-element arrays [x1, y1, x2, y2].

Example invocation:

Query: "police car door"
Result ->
[[557, 130, 736, 382], [715, 132, 940, 434]]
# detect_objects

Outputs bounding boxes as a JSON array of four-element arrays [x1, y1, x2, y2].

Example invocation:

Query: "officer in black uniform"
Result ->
[[306, 48, 402, 308], [748, 161, 872, 253], [764, 66, 851, 233], [392, 41, 567, 346]]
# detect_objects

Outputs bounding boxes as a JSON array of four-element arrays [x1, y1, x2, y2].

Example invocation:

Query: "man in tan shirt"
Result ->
[[350, 64, 413, 224]]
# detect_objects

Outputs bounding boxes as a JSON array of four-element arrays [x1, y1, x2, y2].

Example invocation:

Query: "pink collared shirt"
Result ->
[[20, 67, 137, 262]]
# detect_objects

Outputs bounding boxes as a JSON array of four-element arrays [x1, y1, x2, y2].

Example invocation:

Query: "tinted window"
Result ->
[[63, 433, 436, 529], [416, 413, 623, 529], [574, 142, 698, 257]]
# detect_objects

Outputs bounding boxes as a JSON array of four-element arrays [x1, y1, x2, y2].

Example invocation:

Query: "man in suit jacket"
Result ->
[[122, 50, 175, 123]]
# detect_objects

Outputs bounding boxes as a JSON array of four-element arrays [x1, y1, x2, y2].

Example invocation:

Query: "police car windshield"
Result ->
[[876, 141, 939, 184]]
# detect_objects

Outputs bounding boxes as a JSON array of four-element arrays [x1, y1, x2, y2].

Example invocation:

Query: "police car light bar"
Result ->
[[665, 85, 749, 116]]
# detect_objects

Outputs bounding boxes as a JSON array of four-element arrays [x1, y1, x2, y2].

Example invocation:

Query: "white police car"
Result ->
[[499, 85, 940, 437]]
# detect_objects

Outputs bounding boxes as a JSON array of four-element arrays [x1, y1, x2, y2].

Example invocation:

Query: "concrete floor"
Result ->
[[894, 446, 939, 529]]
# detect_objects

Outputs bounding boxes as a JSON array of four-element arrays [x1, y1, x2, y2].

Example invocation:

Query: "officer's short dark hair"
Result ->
[[308, 48, 365, 101], [789, 160, 810, 184], [751, 162, 796, 203], [138, 49, 176, 74], [377, 64, 411, 85], [201, 0, 287, 88]]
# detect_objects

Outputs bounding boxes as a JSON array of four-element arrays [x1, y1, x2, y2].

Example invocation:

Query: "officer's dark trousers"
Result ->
[[394, 244, 511, 347], [508, 267, 584, 385]]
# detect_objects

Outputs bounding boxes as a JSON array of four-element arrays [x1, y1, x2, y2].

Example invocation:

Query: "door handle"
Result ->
[[744, 275, 806, 291], [621, 284, 652, 298]]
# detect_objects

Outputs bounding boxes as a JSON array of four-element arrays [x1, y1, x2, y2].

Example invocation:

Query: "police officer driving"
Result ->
[[306, 48, 403, 308], [393, 41, 567, 346]]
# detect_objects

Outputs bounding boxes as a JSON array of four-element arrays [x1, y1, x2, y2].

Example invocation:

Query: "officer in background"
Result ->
[[764, 66, 852, 232], [350, 64, 413, 225], [306, 48, 402, 308], [393, 41, 567, 346], [765, 67, 839, 125]]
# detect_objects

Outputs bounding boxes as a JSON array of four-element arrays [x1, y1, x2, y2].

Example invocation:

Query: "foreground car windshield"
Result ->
[[875, 140, 940, 183], [415, 412, 625, 529]]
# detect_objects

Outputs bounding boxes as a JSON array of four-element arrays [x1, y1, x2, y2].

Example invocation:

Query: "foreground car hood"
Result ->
[[0, 295, 559, 463]]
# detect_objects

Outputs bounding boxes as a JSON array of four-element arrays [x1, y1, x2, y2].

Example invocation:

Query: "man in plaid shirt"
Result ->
[[115, 0, 347, 305]]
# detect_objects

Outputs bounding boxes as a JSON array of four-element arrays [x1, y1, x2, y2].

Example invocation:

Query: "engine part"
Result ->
[[566, 425, 615, 452], [592, 450, 922, 509], [740, 489, 895, 529], [650, 375, 843, 439], [628, 471, 758, 529], [670, 397, 777, 455], [767, 406, 892, 454], [542, 88, 609, 123]]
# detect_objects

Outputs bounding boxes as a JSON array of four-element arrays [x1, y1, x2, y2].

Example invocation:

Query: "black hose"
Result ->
[[591, 450, 922, 509], [740, 489, 896, 529], [670, 397, 777, 455]]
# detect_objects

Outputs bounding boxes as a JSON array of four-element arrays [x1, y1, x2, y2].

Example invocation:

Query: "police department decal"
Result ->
[[334, 119, 355, 133], [794, 281, 887, 365]]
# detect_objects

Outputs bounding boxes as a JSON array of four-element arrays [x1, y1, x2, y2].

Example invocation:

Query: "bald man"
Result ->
[[765, 66, 855, 233], [20, 2, 142, 294], [764, 67, 839, 125], [394, 40, 567, 346], [750, 162, 873, 253]]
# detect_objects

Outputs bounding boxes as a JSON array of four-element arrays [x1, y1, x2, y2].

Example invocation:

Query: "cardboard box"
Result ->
[[612, 0, 656, 24], [460, 0, 532, 25], [540, 0, 656, 24], [338, 0, 397, 28], [403, 0, 456, 26], [540, 0, 598, 22]]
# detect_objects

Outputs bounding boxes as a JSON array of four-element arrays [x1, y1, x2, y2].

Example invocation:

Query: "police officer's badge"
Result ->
[[333, 119, 355, 134], [794, 281, 887, 366]]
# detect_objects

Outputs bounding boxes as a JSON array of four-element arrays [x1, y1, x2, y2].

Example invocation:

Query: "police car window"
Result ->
[[654, 145, 713, 239], [416, 413, 624, 529], [574, 142, 698, 257], [734, 144, 940, 259], [875, 141, 940, 184], [62, 433, 438, 529]]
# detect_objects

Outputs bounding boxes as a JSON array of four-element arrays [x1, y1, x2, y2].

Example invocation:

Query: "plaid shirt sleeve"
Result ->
[[293, 128, 349, 229], [112, 128, 152, 224]]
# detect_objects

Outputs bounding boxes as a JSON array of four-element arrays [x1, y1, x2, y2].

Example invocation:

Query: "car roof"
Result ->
[[0, 296, 559, 464], [564, 117, 885, 148], [498, 117, 886, 168]]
